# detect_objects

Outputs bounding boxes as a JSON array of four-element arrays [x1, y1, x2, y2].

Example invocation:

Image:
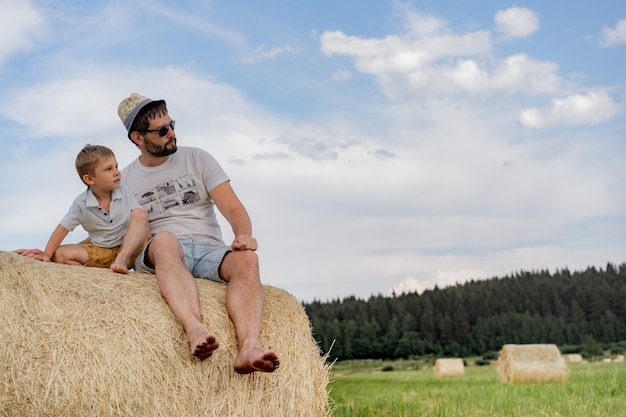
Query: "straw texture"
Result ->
[[496, 344, 567, 383], [0, 251, 331, 416]]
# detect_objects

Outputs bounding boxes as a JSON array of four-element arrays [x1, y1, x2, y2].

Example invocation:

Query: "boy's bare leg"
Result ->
[[148, 232, 219, 359], [111, 208, 148, 274], [15, 245, 87, 264], [221, 250, 280, 374], [51, 244, 90, 265]]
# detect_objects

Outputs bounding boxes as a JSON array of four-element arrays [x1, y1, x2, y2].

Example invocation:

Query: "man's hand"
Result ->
[[231, 235, 258, 251], [14, 248, 51, 262]]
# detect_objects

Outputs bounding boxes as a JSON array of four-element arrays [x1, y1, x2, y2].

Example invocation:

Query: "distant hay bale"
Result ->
[[434, 358, 464, 378], [0, 251, 331, 416], [496, 344, 567, 383], [614, 355, 625, 363], [563, 353, 583, 363]]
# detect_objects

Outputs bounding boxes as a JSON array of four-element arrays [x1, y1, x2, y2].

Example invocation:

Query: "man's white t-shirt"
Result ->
[[121, 146, 230, 245]]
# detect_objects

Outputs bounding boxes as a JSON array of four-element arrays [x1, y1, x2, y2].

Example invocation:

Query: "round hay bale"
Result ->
[[434, 358, 465, 378], [563, 353, 583, 363], [0, 251, 331, 416], [496, 344, 567, 383]]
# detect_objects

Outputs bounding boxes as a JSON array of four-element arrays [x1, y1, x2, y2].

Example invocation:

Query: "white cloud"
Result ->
[[518, 91, 624, 129], [242, 44, 297, 63], [275, 124, 359, 160], [491, 54, 560, 94], [1, 78, 124, 139], [388, 277, 425, 296], [495, 7, 540, 40], [599, 17, 626, 47], [0, 0, 46, 64], [435, 53, 560, 94], [398, 7, 447, 37], [380, 242, 626, 302], [332, 69, 352, 81], [146, 1, 245, 45], [319, 7, 560, 96], [320, 30, 492, 73]]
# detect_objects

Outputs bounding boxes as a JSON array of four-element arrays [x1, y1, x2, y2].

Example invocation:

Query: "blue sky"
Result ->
[[1, 0, 625, 302]]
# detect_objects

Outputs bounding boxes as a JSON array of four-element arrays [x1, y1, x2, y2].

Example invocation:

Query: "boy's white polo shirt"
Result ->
[[59, 186, 141, 248]]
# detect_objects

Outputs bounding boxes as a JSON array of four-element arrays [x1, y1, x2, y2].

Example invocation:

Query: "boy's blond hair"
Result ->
[[75, 145, 115, 185]]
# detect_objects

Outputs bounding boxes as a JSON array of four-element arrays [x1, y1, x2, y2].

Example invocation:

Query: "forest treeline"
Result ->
[[303, 263, 626, 361]]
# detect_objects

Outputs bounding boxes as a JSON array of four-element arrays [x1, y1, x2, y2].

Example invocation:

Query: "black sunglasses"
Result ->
[[143, 121, 175, 137]]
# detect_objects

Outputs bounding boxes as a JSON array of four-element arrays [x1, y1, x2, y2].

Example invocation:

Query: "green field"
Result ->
[[328, 359, 626, 417]]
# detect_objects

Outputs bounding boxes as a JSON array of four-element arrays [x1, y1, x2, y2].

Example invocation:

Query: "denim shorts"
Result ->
[[134, 239, 231, 283]]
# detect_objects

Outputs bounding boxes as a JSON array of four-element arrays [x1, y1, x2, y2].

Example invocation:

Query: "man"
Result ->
[[117, 92, 279, 374]]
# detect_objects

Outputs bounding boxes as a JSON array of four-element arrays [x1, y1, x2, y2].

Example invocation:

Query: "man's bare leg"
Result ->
[[221, 250, 280, 374], [148, 232, 218, 360]]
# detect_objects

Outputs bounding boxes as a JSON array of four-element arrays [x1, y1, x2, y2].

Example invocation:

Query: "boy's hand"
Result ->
[[14, 248, 51, 262]]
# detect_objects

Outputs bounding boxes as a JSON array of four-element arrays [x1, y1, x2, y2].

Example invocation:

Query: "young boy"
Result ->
[[15, 145, 149, 273]]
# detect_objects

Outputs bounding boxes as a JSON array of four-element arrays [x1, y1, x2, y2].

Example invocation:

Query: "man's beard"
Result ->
[[145, 137, 177, 157]]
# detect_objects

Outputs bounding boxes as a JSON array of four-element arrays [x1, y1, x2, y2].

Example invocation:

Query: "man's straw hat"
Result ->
[[117, 92, 165, 133]]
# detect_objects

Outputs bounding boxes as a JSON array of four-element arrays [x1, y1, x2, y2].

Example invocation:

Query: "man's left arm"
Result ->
[[210, 181, 257, 251]]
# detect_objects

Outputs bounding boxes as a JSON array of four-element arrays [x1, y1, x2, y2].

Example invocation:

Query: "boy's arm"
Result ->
[[14, 224, 70, 262], [40, 225, 71, 262]]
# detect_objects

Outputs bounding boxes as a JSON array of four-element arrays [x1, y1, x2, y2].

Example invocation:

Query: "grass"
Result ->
[[328, 359, 626, 416]]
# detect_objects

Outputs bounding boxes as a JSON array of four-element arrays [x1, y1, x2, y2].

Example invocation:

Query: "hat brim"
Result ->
[[124, 99, 166, 133]]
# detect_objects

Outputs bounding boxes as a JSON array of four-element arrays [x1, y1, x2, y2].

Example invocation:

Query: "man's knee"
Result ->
[[221, 250, 259, 280], [147, 232, 183, 262], [237, 250, 259, 270], [150, 232, 180, 249]]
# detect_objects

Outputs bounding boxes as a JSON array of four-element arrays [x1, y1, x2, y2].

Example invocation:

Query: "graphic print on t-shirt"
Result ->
[[137, 174, 201, 214]]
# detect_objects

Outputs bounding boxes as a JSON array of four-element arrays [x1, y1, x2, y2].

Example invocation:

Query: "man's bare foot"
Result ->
[[234, 345, 280, 374], [188, 326, 219, 361]]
